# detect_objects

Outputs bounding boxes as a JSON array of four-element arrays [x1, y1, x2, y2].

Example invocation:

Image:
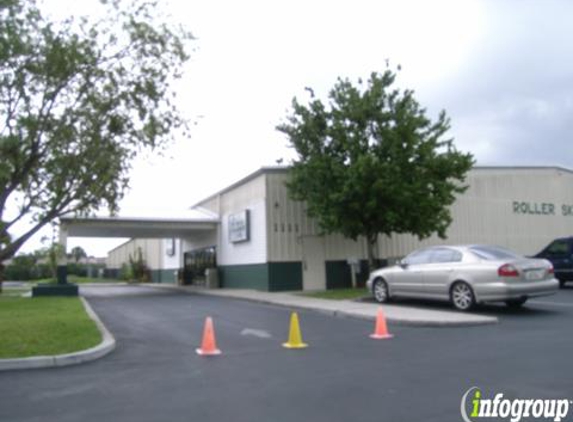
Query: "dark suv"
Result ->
[[535, 237, 573, 288]]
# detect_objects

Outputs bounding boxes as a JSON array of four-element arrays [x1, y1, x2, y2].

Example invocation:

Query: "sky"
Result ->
[[17, 0, 573, 256]]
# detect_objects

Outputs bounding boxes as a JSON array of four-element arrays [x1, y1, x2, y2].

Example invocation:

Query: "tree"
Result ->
[[70, 246, 87, 263], [277, 68, 474, 271], [46, 241, 64, 280], [128, 246, 148, 283], [0, 0, 193, 289]]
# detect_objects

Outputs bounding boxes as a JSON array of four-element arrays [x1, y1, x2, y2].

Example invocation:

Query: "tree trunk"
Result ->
[[366, 233, 378, 274], [0, 262, 4, 294]]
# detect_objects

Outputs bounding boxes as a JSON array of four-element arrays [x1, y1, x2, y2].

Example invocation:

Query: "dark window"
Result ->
[[184, 246, 217, 282], [545, 240, 570, 256]]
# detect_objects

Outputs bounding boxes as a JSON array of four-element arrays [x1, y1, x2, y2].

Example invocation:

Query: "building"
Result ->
[[104, 166, 573, 291]]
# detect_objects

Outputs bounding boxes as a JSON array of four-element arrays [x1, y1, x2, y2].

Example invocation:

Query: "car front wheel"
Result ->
[[450, 281, 475, 311], [373, 278, 389, 303]]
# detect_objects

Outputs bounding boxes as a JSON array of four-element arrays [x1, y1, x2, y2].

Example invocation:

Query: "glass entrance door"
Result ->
[[183, 246, 217, 285]]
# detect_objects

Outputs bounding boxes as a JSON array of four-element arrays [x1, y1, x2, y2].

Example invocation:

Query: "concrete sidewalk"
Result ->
[[152, 285, 498, 327]]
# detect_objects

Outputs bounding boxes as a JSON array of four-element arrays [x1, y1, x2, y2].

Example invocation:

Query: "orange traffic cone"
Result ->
[[196, 317, 222, 356], [370, 307, 393, 339]]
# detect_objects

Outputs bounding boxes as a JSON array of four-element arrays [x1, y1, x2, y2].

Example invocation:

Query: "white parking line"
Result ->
[[529, 300, 573, 308], [240, 328, 272, 338]]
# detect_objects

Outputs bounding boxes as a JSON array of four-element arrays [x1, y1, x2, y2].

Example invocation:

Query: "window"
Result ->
[[431, 248, 462, 263], [404, 249, 434, 265], [470, 245, 521, 261], [184, 247, 217, 280], [545, 240, 570, 256]]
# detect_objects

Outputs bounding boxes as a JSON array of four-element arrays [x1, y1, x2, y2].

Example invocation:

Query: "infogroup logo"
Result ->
[[461, 387, 572, 422]]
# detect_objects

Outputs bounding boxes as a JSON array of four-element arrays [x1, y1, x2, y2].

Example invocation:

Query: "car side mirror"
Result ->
[[399, 259, 409, 268]]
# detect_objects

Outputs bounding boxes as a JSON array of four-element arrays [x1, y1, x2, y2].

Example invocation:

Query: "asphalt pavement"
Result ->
[[1, 285, 572, 422], [153, 284, 498, 326]]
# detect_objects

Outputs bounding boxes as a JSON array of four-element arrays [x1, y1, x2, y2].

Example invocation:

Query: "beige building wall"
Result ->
[[379, 167, 573, 259], [106, 167, 573, 281], [106, 238, 163, 270], [266, 171, 367, 263], [266, 167, 573, 263]]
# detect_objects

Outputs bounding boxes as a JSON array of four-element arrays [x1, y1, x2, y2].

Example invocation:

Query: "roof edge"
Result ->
[[191, 164, 573, 209], [60, 215, 220, 224], [191, 166, 289, 209], [472, 165, 573, 174]]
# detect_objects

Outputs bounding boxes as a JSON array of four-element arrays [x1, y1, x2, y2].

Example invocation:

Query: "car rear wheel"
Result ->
[[450, 281, 475, 311], [373, 278, 389, 303], [505, 297, 528, 308]]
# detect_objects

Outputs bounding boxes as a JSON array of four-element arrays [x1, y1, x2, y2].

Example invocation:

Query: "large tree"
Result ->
[[0, 0, 192, 287], [70, 245, 87, 263], [277, 69, 474, 271]]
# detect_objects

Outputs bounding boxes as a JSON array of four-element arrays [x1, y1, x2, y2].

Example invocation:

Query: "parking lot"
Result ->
[[1, 285, 572, 422]]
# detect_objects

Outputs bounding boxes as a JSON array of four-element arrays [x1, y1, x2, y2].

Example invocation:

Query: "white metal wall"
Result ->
[[197, 196, 220, 215], [195, 172, 268, 266], [162, 239, 182, 270]]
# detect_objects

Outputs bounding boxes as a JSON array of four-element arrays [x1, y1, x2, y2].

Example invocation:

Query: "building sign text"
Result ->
[[513, 201, 573, 216], [229, 210, 250, 243]]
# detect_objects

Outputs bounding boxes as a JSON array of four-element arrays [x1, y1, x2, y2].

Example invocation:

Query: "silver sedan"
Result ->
[[366, 245, 559, 311]]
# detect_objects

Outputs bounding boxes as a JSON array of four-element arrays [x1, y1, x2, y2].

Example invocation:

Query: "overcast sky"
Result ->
[[20, 0, 573, 256]]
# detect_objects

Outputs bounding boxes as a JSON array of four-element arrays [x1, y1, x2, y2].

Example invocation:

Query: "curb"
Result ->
[[333, 308, 498, 327], [148, 284, 498, 327], [210, 297, 498, 327], [0, 297, 116, 372]]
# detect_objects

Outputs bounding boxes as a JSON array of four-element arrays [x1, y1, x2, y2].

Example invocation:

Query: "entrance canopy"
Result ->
[[60, 215, 219, 239], [55, 212, 219, 285]]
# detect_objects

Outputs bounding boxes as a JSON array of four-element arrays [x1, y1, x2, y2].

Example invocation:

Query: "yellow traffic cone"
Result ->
[[282, 312, 308, 349]]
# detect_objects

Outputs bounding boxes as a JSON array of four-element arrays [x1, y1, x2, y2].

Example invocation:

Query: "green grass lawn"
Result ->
[[0, 296, 101, 358], [68, 276, 121, 284], [35, 276, 121, 284], [299, 287, 370, 300]]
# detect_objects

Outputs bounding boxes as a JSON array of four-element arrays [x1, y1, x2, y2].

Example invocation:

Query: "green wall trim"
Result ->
[[325, 261, 352, 289], [218, 264, 269, 291], [151, 269, 179, 284], [217, 262, 303, 291], [268, 262, 303, 292], [325, 260, 385, 289], [32, 283, 79, 297]]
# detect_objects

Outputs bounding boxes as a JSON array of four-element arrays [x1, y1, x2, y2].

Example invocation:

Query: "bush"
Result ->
[[5, 255, 37, 281], [128, 248, 150, 283], [120, 263, 133, 281]]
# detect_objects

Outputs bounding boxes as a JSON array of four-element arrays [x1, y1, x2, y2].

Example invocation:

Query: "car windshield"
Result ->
[[469, 245, 522, 261]]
